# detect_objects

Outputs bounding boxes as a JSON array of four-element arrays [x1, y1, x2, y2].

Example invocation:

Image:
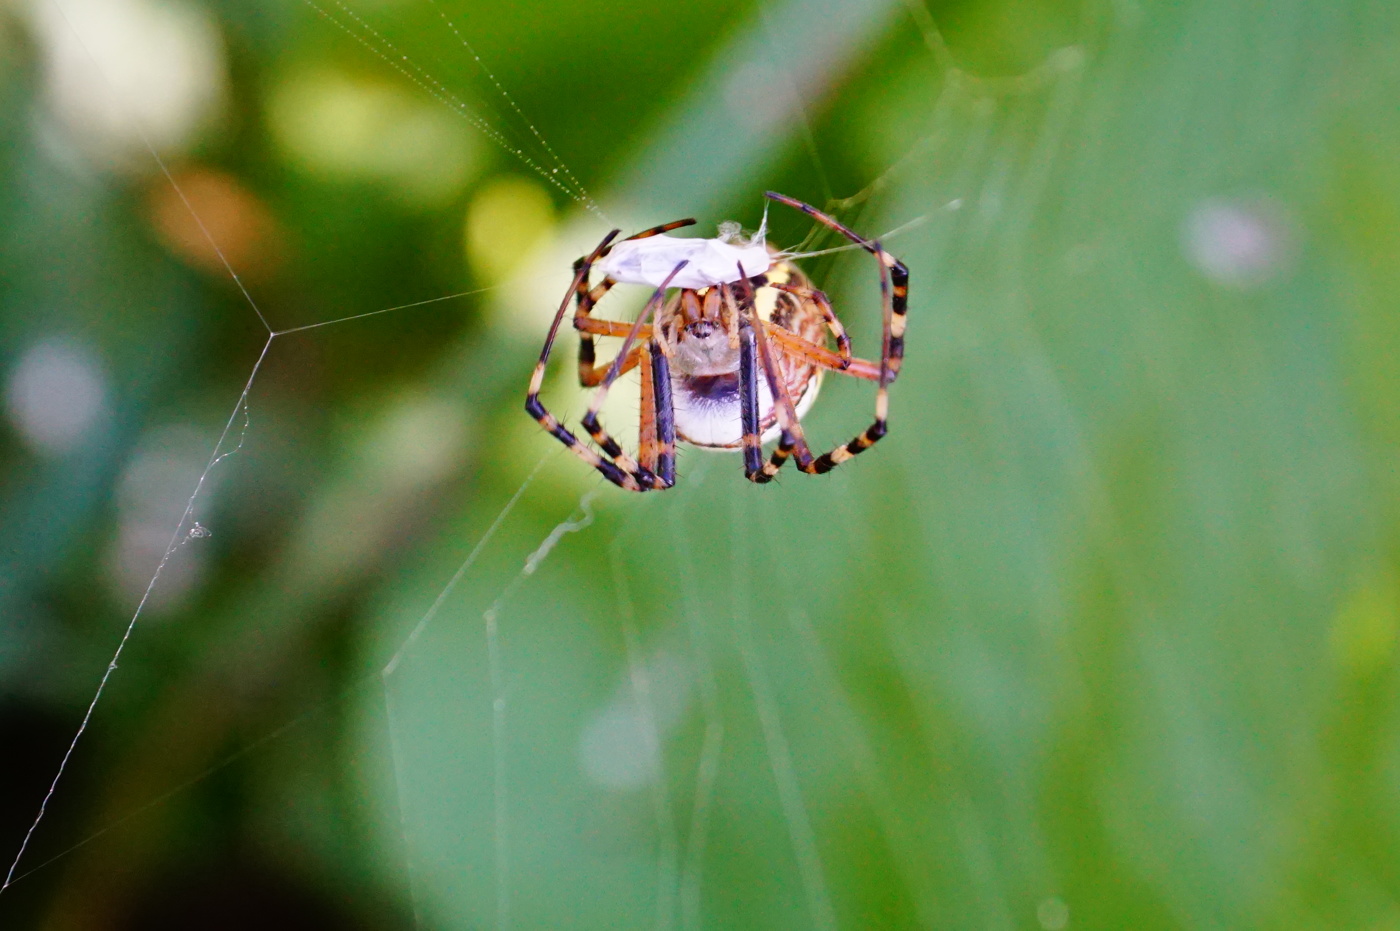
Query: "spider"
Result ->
[[524, 192, 908, 491]]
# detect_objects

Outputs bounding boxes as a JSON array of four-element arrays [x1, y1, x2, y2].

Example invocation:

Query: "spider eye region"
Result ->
[[597, 235, 772, 289]]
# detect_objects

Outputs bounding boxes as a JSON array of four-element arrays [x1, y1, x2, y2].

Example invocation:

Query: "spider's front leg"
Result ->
[[577, 265, 687, 489], [728, 272, 820, 483], [734, 316, 792, 483], [526, 233, 669, 492], [722, 280, 812, 481], [763, 192, 910, 474]]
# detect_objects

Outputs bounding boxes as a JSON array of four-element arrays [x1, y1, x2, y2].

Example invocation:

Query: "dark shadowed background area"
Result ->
[[2, 0, 1399, 928]]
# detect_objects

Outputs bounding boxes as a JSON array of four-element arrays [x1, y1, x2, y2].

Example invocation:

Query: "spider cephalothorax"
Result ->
[[525, 192, 908, 491]]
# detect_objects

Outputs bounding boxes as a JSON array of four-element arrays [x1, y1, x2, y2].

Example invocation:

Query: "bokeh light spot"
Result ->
[[147, 167, 283, 280], [1331, 571, 1399, 678], [268, 68, 477, 207], [24, 0, 225, 169], [1182, 198, 1298, 288], [4, 337, 108, 456], [1037, 896, 1069, 930], [578, 648, 692, 792], [579, 702, 662, 792], [465, 175, 556, 284]]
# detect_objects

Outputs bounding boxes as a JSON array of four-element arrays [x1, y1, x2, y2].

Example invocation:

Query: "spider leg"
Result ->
[[761, 322, 883, 381], [737, 318, 797, 483], [638, 346, 658, 473], [730, 271, 820, 475], [649, 342, 677, 486], [737, 318, 764, 478], [574, 217, 696, 385], [578, 287, 662, 476], [766, 281, 852, 366], [764, 430, 800, 478], [625, 218, 700, 241], [574, 319, 656, 339], [572, 273, 612, 385], [578, 261, 688, 488], [764, 192, 910, 473], [526, 230, 665, 492], [579, 344, 644, 387], [751, 313, 819, 473], [765, 191, 908, 381], [635, 342, 677, 485]]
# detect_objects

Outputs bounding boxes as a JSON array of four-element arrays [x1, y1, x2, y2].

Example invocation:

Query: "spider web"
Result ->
[[2, 0, 1391, 928]]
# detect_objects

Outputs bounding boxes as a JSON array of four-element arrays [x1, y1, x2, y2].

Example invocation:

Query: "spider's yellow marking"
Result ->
[[754, 261, 795, 324]]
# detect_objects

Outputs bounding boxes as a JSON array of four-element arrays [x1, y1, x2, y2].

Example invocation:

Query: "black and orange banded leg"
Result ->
[[571, 272, 616, 385], [737, 320, 766, 480], [725, 277, 817, 480], [753, 323, 819, 475], [736, 319, 801, 484], [525, 230, 669, 492], [578, 344, 644, 387], [578, 267, 684, 485], [573, 217, 696, 386], [637, 345, 658, 473], [767, 282, 852, 366], [809, 230, 904, 473], [764, 192, 910, 474], [765, 430, 799, 476], [761, 322, 883, 382], [649, 342, 677, 487]]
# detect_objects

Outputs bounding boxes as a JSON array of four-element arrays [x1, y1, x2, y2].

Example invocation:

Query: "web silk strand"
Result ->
[[3, 335, 273, 891]]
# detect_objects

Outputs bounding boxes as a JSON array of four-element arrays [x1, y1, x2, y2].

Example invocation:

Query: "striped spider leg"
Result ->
[[524, 226, 689, 492], [735, 192, 910, 481], [573, 218, 697, 387]]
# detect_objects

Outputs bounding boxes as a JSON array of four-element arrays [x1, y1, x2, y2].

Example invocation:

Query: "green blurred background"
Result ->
[[2, 0, 1399, 927]]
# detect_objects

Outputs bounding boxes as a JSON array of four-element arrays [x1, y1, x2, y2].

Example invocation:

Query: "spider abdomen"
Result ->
[[673, 369, 822, 449]]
